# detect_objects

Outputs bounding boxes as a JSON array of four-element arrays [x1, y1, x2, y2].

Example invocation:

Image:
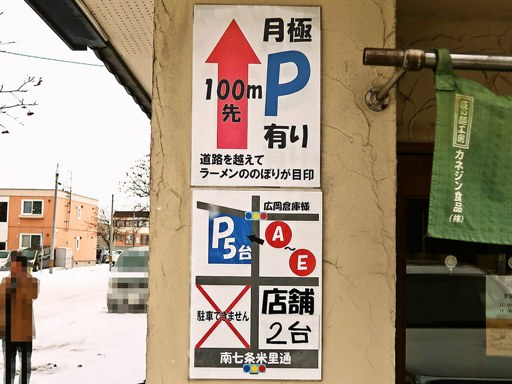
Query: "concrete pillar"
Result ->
[[148, 0, 396, 382]]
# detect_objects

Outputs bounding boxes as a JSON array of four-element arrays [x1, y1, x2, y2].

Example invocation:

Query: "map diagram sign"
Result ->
[[191, 5, 321, 187], [190, 189, 322, 380]]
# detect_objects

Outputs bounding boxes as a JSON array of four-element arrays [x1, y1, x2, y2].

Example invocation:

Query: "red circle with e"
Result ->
[[265, 221, 292, 248], [289, 249, 316, 276]]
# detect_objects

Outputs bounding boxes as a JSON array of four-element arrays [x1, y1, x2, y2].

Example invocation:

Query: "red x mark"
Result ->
[[195, 284, 251, 349]]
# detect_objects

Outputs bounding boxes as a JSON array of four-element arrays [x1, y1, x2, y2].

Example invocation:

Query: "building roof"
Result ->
[[113, 210, 150, 219], [0, 188, 98, 205], [25, 0, 153, 118], [25, 0, 512, 121]]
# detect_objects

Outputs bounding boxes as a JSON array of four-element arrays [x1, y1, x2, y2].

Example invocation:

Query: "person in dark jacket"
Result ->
[[0, 252, 39, 384]]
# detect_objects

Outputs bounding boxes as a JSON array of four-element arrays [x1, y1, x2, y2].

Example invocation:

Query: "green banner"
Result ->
[[428, 49, 512, 245]]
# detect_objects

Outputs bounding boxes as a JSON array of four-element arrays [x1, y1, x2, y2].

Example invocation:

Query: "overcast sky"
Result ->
[[0, 1, 151, 210]]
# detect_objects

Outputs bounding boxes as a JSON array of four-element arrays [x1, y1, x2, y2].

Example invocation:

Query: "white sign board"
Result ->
[[190, 189, 322, 380], [191, 5, 321, 187], [486, 276, 512, 356]]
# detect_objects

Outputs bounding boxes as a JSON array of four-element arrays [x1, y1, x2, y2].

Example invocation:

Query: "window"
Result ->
[[138, 219, 149, 227], [117, 220, 125, 227], [77, 206, 82, 220], [22, 200, 43, 216], [125, 235, 133, 245], [20, 234, 42, 249], [141, 235, 149, 245], [0, 202, 7, 222], [0, 242, 5, 251], [397, 152, 512, 383], [75, 237, 81, 250]]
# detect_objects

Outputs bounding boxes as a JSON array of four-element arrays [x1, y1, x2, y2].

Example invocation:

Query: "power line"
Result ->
[[0, 49, 104, 67]]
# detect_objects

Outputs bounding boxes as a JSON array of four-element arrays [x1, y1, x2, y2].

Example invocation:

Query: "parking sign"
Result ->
[[191, 5, 321, 187], [190, 189, 322, 380]]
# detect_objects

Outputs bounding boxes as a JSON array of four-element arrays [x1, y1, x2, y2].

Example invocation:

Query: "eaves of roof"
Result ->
[[25, 0, 152, 118]]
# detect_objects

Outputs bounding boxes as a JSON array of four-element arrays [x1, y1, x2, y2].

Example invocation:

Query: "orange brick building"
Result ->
[[0, 189, 98, 266]]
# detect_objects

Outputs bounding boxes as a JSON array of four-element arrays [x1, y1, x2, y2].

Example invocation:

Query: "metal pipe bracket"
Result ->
[[364, 49, 425, 112], [363, 47, 512, 111]]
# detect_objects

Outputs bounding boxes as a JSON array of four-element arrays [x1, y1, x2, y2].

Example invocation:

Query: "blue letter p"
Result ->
[[265, 51, 311, 116]]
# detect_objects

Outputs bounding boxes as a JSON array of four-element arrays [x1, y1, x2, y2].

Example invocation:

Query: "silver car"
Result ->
[[107, 249, 148, 313]]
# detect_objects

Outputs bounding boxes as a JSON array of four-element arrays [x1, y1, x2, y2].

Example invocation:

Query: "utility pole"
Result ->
[[109, 194, 114, 271], [40, 228, 44, 272], [132, 210, 136, 247], [49, 163, 59, 274]]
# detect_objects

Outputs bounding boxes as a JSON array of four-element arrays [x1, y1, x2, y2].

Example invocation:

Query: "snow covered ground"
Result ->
[[0, 264, 147, 383]]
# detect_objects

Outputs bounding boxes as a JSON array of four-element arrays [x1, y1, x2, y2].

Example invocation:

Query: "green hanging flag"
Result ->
[[428, 49, 512, 245]]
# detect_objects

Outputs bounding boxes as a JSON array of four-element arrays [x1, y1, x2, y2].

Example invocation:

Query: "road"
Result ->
[[0, 264, 147, 383]]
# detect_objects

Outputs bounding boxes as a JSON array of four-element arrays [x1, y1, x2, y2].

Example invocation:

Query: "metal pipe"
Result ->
[[49, 163, 59, 274], [363, 48, 512, 111], [365, 68, 406, 112], [364, 48, 512, 71], [365, 49, 424, 111], [375, 67, 407, 102]]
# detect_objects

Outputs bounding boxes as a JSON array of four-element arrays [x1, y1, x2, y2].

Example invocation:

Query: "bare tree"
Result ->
[[120, 154, 150, 209], [0, 13, 42, 134], [122, 211, 142, 247], [89, 207, 118, 256], [0, 76, 42, 133]]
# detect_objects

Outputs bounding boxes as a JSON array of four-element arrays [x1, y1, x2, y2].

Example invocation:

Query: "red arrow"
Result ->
[[206, 19, 260, 149]]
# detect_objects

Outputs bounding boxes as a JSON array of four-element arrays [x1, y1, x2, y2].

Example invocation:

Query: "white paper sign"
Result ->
[[191, 5, 321, 187], [190, 189, 322, 380]]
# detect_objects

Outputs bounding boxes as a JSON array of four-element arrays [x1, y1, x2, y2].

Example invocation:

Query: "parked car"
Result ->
[[406, 260, 512, 383], [0, 250, 12, 269], [107, 248, 148, 313], [21, 247, 52, 271]]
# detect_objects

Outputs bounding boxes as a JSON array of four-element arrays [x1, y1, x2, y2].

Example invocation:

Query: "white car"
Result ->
[[107, 249, 149, 313]]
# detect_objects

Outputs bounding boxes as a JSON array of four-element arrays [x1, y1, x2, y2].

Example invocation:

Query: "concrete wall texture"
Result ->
[[147, 1, 397, 382]]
